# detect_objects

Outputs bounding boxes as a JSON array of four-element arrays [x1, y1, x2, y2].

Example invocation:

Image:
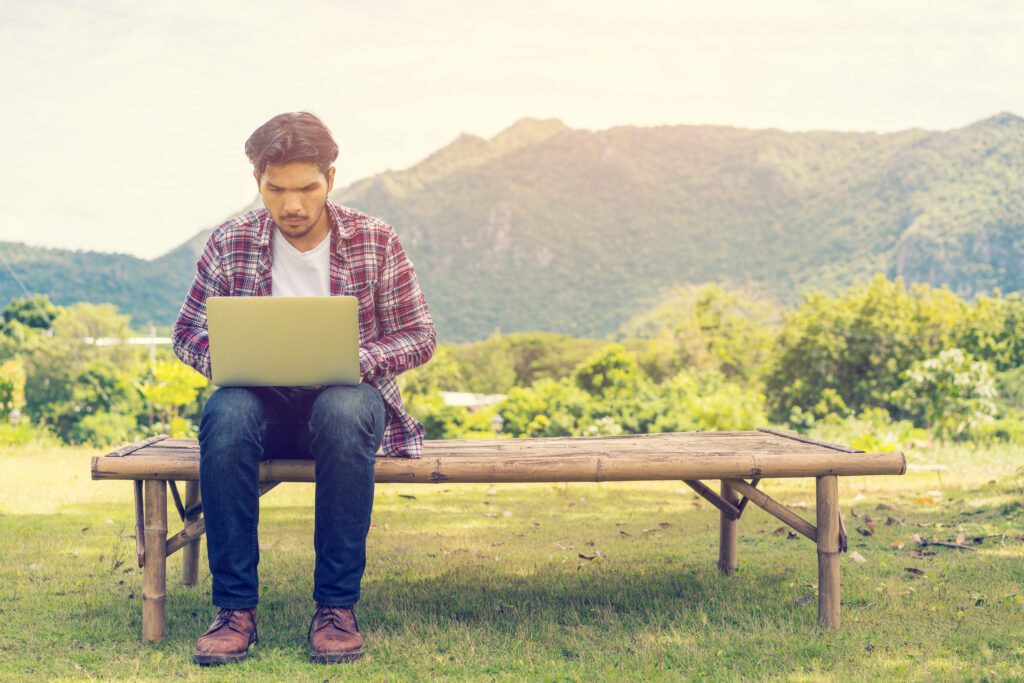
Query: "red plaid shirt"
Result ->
[[172, 200, 436, 457]]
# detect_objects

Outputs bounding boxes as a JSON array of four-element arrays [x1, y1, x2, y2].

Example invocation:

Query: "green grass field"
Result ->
[[1, 443, 1022, 681]]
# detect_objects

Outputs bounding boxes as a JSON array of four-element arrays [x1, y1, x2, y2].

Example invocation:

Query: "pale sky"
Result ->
[[2, 0, 1023, 258]]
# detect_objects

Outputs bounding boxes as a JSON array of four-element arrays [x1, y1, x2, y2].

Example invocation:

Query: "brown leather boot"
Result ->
[[192, 607, 258, 666], [308, 604, 364, 663]]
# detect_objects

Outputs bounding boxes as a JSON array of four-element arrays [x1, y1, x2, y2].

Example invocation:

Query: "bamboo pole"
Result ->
[[181, 481, 200, 585], [133, 480, 145, 568], [816, 475, 840, 628], [717, 481, 739, 576], [683, 480, 740, 520], [723, 479, 817, 542], [167, 518, 205, 556], [93, 449, 908, 482], [142, 480, 167, 642]]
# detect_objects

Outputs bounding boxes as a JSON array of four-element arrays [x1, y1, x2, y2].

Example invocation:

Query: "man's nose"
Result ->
[[282, 192, 303, 213]]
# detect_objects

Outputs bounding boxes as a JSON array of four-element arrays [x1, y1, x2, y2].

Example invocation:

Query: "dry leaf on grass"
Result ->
[[913, 497, 935, 505], [890, 541, 905, 550], [795, 594, 814, 606], [849, 551, 867, 563], [876, 503, 897, 511], [956, 532, 966, 546], [904, 567, 925, 576], [912, 534, 923, 544], [856, 526, 873, 537]]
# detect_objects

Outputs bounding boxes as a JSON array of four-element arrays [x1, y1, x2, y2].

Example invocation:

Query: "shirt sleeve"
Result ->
[[172, 237, 228, 380], [359, 232, 436, 381]]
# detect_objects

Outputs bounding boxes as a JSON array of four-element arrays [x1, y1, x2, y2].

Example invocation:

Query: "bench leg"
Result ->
[[717, 480, 739, 576], [181, 481, 200, 585], [143, 480, 168, 642], [816, 475, 840, 628]]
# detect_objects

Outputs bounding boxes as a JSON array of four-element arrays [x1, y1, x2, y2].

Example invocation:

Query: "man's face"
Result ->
[[256, 162, 336, 247]]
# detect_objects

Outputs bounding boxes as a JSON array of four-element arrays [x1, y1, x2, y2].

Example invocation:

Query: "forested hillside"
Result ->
[[2, 113, 1022, 340]]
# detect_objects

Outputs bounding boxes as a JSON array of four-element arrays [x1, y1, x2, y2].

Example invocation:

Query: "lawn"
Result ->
[[0, 442, 1022, 681]]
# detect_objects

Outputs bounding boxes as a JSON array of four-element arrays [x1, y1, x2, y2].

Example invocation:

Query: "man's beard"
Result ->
[[275, 203, 326, 239]]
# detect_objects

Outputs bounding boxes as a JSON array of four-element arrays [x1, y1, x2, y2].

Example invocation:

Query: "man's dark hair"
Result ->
[[245, 112, 339, 178]]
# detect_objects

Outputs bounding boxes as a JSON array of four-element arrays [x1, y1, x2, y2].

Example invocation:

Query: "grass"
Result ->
[[0, 442, 1022, 681]]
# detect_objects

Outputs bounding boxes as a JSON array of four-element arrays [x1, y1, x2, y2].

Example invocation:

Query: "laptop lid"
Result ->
[[206, 296, 360, 387]]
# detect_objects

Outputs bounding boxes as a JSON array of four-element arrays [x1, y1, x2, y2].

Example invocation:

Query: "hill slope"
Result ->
[[2, 114, 1023, 339]]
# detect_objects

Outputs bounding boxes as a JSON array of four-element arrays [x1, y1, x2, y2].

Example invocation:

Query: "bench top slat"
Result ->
[[92, 430, 906, 483]]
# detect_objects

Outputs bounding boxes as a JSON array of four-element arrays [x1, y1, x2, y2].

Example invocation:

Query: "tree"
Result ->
[[617, 284, 779, 386], [765, 275, 964, 424], [138, 360, 208, 436], [2, 295, 59, 330], [21, 303, 146, 444], [891, 348, 997, 439], [0, 358, 26, 419]]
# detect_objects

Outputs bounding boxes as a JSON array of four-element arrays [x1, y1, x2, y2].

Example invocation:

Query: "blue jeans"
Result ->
[[198, 383, 385, 609]]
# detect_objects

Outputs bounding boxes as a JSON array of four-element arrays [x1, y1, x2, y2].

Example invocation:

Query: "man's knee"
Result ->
[[309, 384, 385, 444], [200, 387, 265, 451]]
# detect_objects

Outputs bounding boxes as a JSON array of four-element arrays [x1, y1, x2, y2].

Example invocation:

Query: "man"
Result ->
[[172, 112, 435, 666]]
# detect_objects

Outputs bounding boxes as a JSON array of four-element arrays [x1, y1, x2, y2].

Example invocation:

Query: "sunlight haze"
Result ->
[[2, 0, 1023, 258]]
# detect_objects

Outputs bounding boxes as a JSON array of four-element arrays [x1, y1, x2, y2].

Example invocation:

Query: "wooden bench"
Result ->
[[91, 428, 905, 642]]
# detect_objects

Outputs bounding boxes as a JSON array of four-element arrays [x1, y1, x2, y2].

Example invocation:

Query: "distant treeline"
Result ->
[[2, 275, 1023, 450]]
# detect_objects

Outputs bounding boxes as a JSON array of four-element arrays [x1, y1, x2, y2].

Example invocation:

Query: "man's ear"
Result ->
[[327, 167, 336, 193]]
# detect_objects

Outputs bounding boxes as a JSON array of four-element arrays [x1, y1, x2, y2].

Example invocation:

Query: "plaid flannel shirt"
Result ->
[[172, 200, 436, 457]]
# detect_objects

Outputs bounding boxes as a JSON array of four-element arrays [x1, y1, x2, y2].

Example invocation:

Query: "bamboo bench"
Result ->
[[91, 428, 905, 642]]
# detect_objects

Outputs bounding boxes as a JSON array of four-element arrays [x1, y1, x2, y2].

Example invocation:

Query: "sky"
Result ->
[[2, 0, 1023, 259]]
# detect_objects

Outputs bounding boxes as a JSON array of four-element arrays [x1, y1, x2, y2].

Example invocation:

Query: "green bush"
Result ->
[[70, 411, 139, 449], [891, 348, 997, 440]]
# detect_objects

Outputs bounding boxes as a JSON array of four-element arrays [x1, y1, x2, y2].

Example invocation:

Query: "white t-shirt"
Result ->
[[271, 228, 331, 297]]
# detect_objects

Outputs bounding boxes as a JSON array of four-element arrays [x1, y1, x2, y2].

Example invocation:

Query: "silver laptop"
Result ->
[[206, 296, 360, 387]]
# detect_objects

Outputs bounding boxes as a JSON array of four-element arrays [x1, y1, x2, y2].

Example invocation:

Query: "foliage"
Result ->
[[806, 407, 928, 453], [407, 392, 504, 440], [441, 332, 604, 395], [954, 291, 1024, 371], [891, 348, 997, 439], [617, 284, 779, 386], [0, 419, 60, 450], [1, 294, 59, 329], [0, 358, 26, 419], [649, 371, 768, 433], [17, 303, 146, 445], [137, 360, 208, 431], [765, 275, 965, 423], [70, 410, 140, 449], [400, 346, 466, 399]]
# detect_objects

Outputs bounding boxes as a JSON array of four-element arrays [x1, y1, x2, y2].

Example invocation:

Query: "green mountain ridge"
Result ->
[[2, 113, 1023, 341]]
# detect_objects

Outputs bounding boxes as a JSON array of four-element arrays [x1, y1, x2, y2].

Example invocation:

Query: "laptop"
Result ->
[[206, 296, 361, 387]]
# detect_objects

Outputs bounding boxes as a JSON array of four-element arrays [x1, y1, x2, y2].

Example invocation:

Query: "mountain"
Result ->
[[2, 114, 1024, 340]]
